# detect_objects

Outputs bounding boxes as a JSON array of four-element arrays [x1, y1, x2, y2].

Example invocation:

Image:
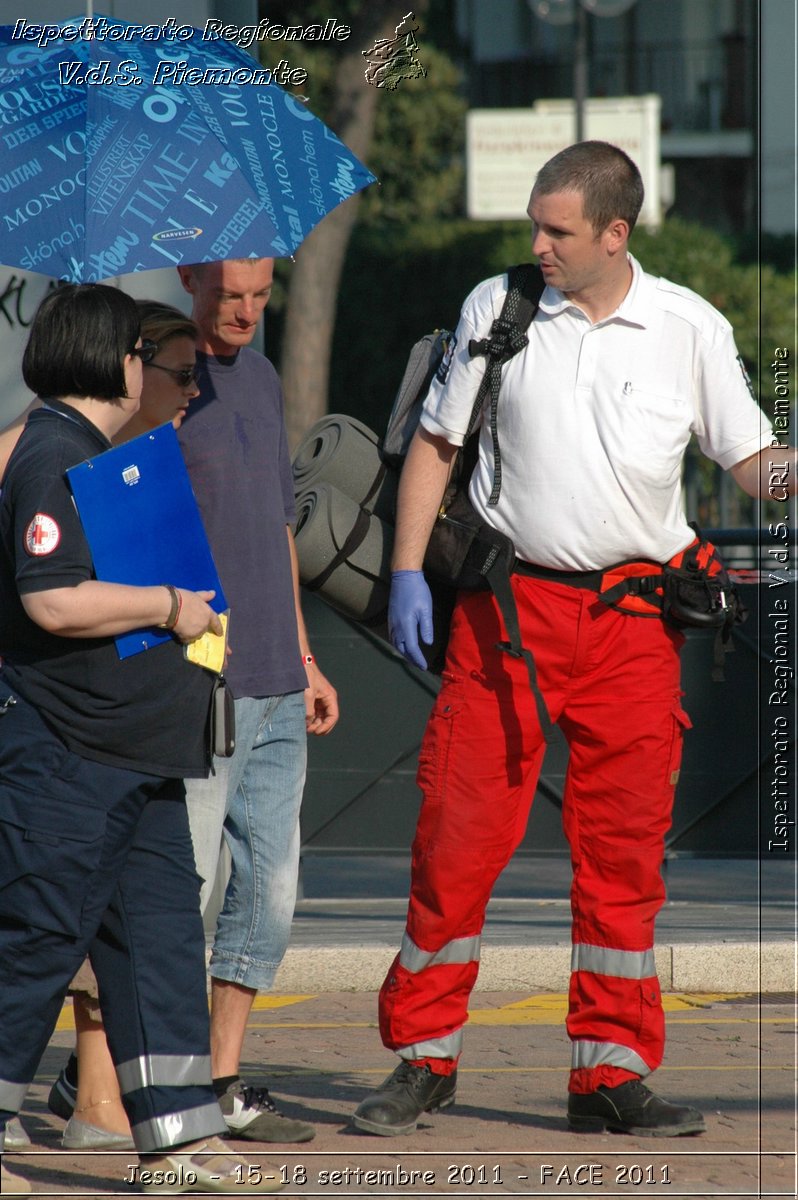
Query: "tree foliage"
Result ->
[[356, 44, 466, 226], [256, 0, 424, 444]]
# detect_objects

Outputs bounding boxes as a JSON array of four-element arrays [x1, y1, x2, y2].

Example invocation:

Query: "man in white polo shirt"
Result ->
[[351, 141, 790, 1139]]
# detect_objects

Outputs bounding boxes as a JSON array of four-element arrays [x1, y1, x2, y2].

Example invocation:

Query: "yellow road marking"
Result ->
[[55, 992, 314, 1031], [248, 1016, 789, 1031], [54, 991, 776, 1036], [54, 1005, 75, 1033], [498, 992, 750, 1015], [251, 994, 315, 1010]]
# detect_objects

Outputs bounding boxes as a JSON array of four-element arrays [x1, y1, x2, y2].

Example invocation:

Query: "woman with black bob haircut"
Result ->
[[23, 283, 142, 403], [0, 283, 281, 1195]]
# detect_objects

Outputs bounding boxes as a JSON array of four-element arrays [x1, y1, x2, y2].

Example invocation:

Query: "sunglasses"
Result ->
[[144, 361, 200, 388], [130, 339, 158, 363]]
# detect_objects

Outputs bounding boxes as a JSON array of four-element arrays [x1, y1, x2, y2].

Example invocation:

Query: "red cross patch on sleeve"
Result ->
[[24, 513, 61, 557]]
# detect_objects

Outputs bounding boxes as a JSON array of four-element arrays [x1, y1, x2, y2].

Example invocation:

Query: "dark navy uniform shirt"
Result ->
[[0, 401, 214, 778]]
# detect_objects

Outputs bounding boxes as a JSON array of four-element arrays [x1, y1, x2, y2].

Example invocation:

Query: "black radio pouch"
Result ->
[[211, 676, 236, 758]]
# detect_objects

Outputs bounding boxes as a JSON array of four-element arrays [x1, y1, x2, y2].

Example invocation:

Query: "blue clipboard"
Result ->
[[66, 424, 227, 659]]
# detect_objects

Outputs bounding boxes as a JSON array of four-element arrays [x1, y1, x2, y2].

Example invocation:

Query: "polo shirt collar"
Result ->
[[537, 253, 654, 328]]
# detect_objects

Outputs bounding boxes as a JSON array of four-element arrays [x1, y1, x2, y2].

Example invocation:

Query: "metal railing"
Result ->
[[705, 527, 798, 572]]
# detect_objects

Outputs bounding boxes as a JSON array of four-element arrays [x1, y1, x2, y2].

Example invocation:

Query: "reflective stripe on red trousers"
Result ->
[[378, 575, 691, 1092]]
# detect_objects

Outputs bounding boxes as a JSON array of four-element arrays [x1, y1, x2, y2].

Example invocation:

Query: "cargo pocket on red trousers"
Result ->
[[416, 674, 464, 801], [666, 700, 692, 789], [415, 673, 464, 856], [636, 975, 666, 1069]]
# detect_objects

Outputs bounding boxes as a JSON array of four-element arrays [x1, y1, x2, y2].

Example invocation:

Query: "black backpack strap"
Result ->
[[466, 264, 545, 506], [460, 264, 551, 736], [485, 558, 555, 744]]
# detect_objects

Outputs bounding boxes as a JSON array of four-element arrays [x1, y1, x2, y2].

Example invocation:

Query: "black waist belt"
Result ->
[[514, 559, 605, 591]]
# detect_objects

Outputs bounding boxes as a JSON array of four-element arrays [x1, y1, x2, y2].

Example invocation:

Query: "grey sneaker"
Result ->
[[217, 1079, 315, 1144]]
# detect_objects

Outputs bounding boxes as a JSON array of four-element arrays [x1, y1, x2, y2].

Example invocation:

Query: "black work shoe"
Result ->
[[567, 1079, 706, 1137], [352, 1061, 456, 1137]]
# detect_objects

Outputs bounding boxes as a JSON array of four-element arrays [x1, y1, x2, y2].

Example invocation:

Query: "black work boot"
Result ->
[[568, 1079, 706, 1137], [352, 1061, 457, 1136]]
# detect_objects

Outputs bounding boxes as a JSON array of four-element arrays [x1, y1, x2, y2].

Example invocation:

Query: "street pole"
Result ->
[[574, 1, 588, 141]]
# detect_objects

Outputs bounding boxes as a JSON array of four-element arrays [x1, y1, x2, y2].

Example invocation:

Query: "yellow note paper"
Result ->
[[185, 610, 229, 674]]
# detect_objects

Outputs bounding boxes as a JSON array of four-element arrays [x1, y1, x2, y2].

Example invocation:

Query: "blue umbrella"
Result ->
[[0, 13, 377, 281]]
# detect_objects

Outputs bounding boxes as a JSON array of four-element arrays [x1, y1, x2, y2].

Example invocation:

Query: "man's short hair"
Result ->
[[23, 284, 140, 402], [183, 257, 270, 276], [532, 140, 644, 234]]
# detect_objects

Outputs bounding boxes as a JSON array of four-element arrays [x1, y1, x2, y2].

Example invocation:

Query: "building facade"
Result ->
[[455, 0, 792, 235]]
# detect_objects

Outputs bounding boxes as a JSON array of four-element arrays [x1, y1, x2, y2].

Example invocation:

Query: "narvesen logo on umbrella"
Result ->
[[152, 227, 203, 246]]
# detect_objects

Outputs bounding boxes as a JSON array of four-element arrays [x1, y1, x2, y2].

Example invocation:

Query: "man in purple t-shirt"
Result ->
[[176, 258, 339, 1144]]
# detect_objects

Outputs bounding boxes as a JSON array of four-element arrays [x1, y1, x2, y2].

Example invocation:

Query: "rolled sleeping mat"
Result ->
[[292, 414, 398, 523], [294, 483, 392, 633]]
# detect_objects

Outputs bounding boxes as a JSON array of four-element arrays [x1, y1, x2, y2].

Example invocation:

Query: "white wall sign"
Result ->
[[466, 95, 662, 228]]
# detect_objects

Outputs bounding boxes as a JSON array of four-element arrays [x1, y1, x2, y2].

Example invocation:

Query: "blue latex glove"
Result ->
[[389, 570, 434, 670]]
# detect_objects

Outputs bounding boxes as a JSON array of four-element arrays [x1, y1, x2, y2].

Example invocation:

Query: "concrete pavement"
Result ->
[[3, 855, 795, 1197], [4, 991, 795, 1197], [274, 854, 796, 994]]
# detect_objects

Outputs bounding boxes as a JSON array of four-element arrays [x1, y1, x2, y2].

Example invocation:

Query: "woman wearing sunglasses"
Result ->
[[124, 301, 202, 437], [0, 284, 280, 1195]]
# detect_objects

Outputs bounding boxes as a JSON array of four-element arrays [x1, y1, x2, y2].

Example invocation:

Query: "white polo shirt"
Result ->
[[421, 255, 772, 570]]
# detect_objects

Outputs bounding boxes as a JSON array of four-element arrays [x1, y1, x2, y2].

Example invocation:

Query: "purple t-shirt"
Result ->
[[177, 347, 306, 699]]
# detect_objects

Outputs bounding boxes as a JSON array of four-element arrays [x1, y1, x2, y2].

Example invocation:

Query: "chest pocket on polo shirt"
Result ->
[[612, 386, 693, 482]]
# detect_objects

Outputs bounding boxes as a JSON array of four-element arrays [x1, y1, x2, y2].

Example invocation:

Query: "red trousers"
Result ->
[[378, 575, 690, 1093]]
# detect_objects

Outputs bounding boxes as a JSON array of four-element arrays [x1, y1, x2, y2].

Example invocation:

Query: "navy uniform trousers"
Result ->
[[0, 683, 226, 1152]]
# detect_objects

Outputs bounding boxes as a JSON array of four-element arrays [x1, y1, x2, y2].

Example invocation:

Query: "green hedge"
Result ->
[[326, 220, 534, 432]]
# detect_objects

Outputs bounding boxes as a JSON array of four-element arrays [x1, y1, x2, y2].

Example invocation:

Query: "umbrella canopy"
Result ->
[[0, 14, 376, 281]]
